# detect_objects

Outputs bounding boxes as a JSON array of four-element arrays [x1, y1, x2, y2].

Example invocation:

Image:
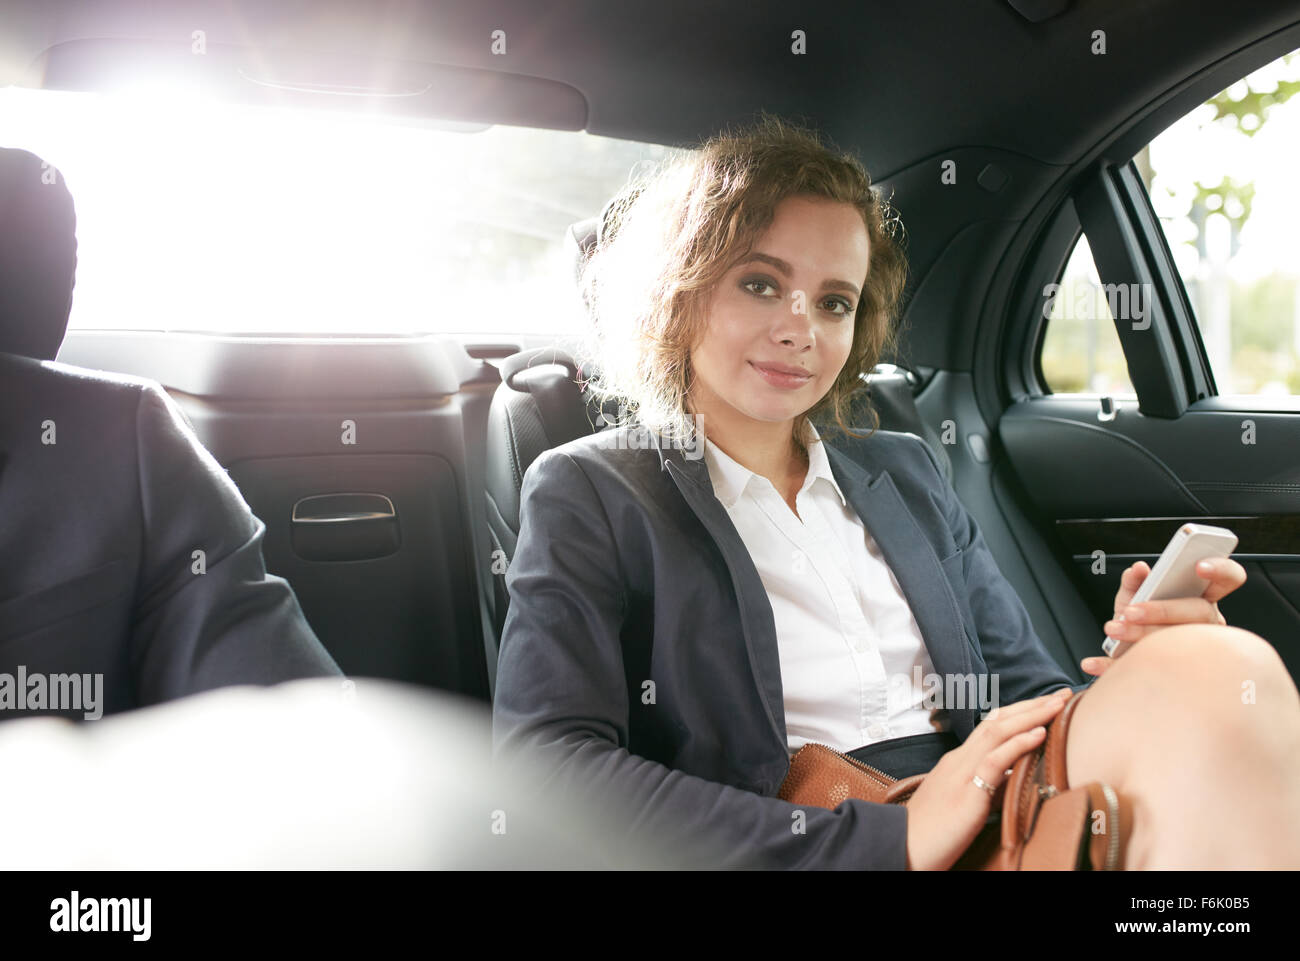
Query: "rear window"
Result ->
[[0, 87, 687, 336]]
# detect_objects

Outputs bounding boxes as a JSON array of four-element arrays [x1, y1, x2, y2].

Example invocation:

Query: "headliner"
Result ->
[[1, 0, 1297, 177]]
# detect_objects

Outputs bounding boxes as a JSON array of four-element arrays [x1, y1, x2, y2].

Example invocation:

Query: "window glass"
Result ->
[[1041, 47, 1300, 398], [1040, 234, 1137, 395], [1145, 48, 1300, 396], [0, 87, 688, 335]]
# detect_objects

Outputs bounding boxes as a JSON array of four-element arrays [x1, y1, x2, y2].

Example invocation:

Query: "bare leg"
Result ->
[[1063, 623, 1300, 869]]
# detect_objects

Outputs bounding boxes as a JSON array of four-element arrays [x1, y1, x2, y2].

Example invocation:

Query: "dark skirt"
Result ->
[[846, 730, 962, 780]]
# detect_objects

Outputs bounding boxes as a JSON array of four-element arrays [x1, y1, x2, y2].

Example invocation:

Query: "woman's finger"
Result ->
[[978, 726, 1048, 784], [1111, 562, 1149, 615], [982, 689, 1070, 723], [1194, 557, 1247, 604], [978, 693, 1068, 748], [1108, 596, 1220, 631], [1081, 656, 1113, 677]]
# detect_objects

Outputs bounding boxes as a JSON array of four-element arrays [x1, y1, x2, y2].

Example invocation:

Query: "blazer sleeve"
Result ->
[[129, 383, 342, 704], [492, 447, 912, 870], [911, 437, 1095, 701]]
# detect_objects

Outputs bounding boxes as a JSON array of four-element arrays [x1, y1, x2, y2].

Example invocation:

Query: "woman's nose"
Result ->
[[774, 296, 816, 347]]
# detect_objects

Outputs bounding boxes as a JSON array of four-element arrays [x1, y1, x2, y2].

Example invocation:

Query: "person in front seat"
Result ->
[[0, 145, 341, 721], [492, 114, 1300, 869]]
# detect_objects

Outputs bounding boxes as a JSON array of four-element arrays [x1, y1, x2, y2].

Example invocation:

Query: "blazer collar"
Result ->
[[653, 429, 977, 747]]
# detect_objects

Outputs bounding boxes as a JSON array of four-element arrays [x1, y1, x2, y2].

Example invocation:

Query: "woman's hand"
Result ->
[[1080, 558, 1247, 679], [904, 689, 1073, 870]]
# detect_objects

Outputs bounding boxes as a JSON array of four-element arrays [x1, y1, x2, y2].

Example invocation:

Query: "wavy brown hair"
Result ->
[[576, 112, 909, 455]]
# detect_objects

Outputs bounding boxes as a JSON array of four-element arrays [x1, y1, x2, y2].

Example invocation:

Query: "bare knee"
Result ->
[[1119, 623, 1298, 740], [1067, 624, 1293, 786], [1120, 623, 1285, 689]]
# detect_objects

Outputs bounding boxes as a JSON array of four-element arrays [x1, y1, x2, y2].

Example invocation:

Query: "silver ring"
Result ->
[[972, 774, 997, 797]]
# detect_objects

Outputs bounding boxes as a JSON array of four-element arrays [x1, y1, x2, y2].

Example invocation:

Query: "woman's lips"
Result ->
[[749, 361, 813, 390]]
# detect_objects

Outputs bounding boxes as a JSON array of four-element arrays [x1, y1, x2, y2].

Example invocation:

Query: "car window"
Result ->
[[1145, 47, 1300, 397], [1040, 46, 1300, 399], [0, 87, 688, 337], [1039, 231, 1138, 396]]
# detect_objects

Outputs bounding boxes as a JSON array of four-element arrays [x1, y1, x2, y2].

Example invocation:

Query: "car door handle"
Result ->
[[291, 493, 400, 561], [292, 493, 396, 524]]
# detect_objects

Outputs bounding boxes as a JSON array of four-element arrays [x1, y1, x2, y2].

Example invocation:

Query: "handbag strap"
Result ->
[[1043, 688, 1089, 790]]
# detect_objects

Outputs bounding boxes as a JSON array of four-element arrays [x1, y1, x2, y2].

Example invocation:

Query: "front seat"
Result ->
[[480, 212, 951, 697]]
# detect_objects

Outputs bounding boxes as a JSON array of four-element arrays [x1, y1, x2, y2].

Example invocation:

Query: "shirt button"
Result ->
[[867, 724, 884, 738]]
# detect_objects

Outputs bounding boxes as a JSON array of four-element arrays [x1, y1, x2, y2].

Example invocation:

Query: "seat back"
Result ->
[[483, 347, 612, 662]]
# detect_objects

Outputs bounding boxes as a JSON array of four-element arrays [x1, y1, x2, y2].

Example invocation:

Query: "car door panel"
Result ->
[[1000, 399, 1300, 680]]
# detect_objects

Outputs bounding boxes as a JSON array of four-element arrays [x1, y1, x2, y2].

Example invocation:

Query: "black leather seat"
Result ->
[[481, 213, 952, 696]]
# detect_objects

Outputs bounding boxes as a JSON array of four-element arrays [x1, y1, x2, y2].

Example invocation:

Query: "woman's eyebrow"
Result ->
[[739, 252, 861, 298]]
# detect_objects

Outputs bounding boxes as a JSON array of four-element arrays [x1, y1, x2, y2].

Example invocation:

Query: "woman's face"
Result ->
[[688, 195, 870, 437]]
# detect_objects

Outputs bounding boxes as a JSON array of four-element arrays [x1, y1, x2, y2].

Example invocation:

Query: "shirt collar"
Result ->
[[702, 421, 848, 510]]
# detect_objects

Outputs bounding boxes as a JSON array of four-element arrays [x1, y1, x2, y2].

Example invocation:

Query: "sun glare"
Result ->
[[0, 84, 647, 335]]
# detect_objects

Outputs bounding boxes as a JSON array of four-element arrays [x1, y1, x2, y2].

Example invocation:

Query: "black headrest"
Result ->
[[566, 182, 647, 290], [0, 147, 77, 361], [565, 216, 599, 287]]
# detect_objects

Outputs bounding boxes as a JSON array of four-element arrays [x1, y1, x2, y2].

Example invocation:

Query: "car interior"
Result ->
[[2, 0, 1299, 797]]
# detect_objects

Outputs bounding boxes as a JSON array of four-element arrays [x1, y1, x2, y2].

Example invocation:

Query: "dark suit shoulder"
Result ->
[[0, 351, 161, 417], [520, 428, 707, 541], [821, 424, 938, 480], [538, 426, 679, 476]]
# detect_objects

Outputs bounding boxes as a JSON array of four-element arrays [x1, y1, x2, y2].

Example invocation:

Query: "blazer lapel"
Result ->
[[655, 430, 977, 745], [656, 440, 789, 752]]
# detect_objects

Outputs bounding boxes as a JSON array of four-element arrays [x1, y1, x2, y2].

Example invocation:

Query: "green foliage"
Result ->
[[1168, 53, 1294, 251], [1205, 54, 1300, 137]]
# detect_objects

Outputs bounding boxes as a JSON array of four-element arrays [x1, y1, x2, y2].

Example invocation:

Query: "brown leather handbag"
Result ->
[[777, 689, 1132, 869]]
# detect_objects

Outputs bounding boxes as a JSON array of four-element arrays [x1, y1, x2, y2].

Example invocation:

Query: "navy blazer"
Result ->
[[0, 353, 342, 720], [492, 423, 1095, 870]]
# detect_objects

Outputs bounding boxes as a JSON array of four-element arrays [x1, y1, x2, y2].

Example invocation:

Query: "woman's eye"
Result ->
[[742, 278, 853, 316], [742, 278, 778, 297]]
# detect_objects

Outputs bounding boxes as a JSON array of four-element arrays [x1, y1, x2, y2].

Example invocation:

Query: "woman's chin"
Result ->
[[733, 400, 809, 425]]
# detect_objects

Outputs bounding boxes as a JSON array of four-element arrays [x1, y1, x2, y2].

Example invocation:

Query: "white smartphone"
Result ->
[[1101, 522, 1239, 659]]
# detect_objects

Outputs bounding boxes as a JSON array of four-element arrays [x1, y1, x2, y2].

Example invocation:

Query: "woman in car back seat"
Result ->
[[491, 113, 1300, 870]]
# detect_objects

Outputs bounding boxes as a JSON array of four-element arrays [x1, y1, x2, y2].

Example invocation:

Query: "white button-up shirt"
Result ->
[[702, 422, 951, 756]]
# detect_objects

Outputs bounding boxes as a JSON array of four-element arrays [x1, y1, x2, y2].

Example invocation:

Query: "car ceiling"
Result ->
[[1, 0, 1297, 177]]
